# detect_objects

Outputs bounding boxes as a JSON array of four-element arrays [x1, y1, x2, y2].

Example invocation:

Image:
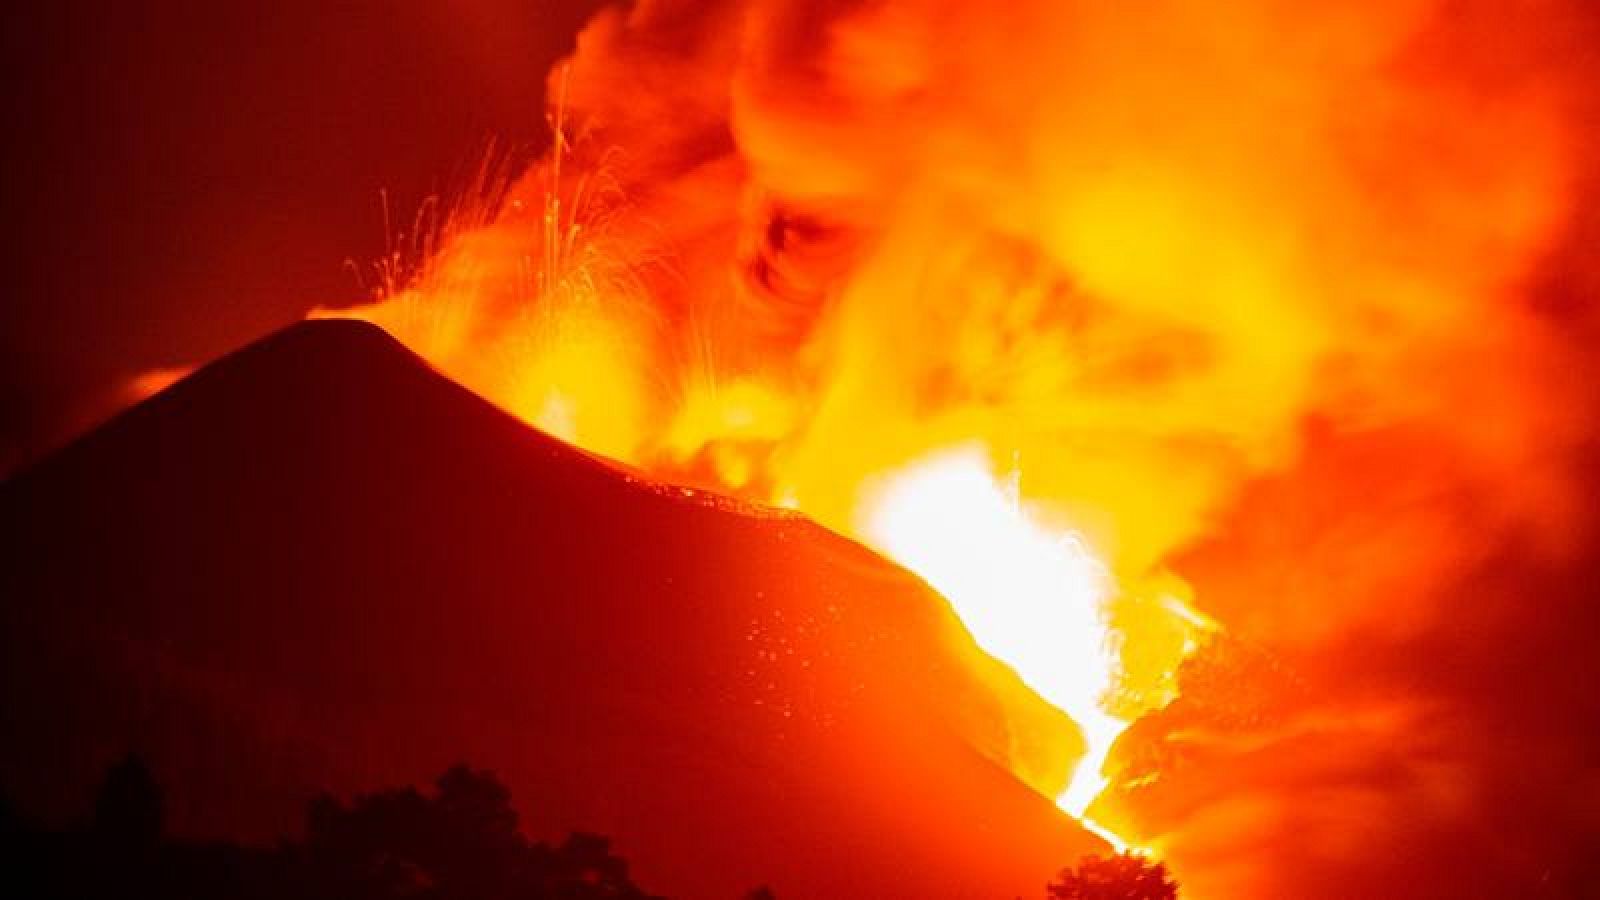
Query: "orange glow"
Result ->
[[311, 0, 1590, 868]]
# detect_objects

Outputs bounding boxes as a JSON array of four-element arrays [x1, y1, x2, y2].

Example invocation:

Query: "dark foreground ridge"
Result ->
[[3, 755, 1179, 899], [1, 320, 1103, 899]]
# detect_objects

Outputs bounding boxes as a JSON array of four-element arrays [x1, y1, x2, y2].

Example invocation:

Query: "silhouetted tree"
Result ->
[[1047, 852, 1179, 900], [536, 831, 658, 899], [298, 763, 662, 900], [9, 757, 670, 900], [432, 764, 526, 896], [93, 753, 163, 849]]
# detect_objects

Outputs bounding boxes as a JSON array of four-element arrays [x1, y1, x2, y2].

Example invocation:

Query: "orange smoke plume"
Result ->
[[317, 0, 1600, 894]]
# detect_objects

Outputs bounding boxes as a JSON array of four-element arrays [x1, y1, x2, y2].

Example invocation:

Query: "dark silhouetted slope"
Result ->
[[0, 320, 1100, 898]]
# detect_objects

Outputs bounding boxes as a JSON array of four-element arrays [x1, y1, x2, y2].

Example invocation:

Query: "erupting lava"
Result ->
[[860, 446, 1145, 848]]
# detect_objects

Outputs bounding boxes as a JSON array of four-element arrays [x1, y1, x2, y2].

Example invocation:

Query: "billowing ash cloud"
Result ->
[[324, 1, 1600, 895]]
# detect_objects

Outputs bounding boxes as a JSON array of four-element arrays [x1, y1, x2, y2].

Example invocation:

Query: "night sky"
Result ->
[[1, 1, 601, 470]]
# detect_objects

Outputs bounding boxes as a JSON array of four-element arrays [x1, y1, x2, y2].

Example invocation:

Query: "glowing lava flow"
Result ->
[[859, 447, 1136, 850]]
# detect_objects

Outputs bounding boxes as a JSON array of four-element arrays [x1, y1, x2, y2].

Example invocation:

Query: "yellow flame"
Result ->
[[858, 445, 1139, 848]]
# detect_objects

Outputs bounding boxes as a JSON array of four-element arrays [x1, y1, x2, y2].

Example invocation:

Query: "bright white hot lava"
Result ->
[[859, 446, 1135, 849]]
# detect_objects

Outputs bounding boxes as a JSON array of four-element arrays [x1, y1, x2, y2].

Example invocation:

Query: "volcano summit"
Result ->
[[0, 319, 1104, 899]]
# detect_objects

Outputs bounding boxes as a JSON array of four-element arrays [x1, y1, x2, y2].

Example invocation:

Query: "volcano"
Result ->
[[0, 319, 1103, 898]]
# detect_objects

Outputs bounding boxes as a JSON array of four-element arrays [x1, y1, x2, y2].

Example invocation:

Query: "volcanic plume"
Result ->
[[312, 0, 1600, 896]]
